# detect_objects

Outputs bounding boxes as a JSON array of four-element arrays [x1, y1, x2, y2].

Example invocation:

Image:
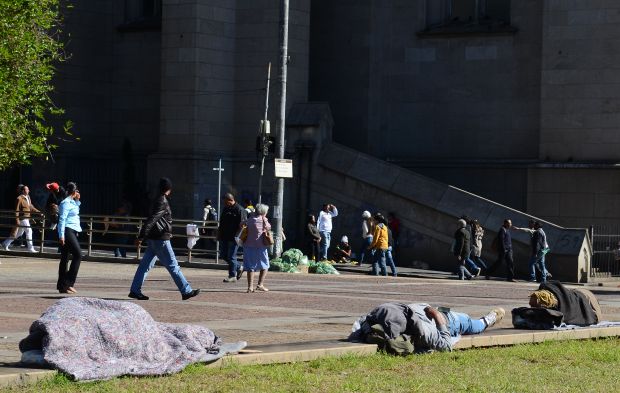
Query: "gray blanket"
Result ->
[[19, 297, 246, 381]]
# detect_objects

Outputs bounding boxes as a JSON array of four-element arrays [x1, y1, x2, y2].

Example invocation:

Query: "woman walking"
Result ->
[[243, 203, 272, 293], [470, 219, 488, 272], [359, 211, 374, 266], [57, 182, 82, 294]]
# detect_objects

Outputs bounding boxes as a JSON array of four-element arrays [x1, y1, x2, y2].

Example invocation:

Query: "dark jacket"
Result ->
[[138, 195, 172, 240], [218, 203, 247, 241], [453, 227, 471, 259], [498, 226, 512, 252], [532, 229, 546, 256], [539, 281, 599, 326], [307, 223, 320, 242]]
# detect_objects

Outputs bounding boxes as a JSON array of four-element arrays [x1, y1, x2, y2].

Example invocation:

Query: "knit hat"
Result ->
[[159, 177, 172, 193], [362, 210, 371, 218], [341, 235, 348, 243], [46, 182, 59, 192]]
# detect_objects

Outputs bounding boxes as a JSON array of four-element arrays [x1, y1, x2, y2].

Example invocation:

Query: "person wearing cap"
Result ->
[[129, 178, 200, 301], [359, 210, 374, 266], [2, 184, 40, 253], [334, 235, 352, 263], [45, 182, 65, 232]]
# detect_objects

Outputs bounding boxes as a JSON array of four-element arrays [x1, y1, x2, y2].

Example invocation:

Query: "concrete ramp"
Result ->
[[288, 140, 590, 282]]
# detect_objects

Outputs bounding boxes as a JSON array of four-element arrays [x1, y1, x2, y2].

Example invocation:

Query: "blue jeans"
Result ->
[[470, 255, 488, 270], [529, 253, 548, 282], [465, 257, 480, 273], [130, 239, 192, 295], [220, 240, 241, 278], [319, 231, 331, 260], [359, 236, 373, 265], [371, 249, 387, 276], [446, 311, 486, 337], [386, 246, 397, 276]]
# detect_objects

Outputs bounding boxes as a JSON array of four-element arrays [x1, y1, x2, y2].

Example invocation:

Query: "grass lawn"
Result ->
[[4, 338, 620, 393]]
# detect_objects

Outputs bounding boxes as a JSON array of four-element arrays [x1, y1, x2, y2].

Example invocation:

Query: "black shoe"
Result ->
[[236, 268, 243, 280], [128, 292, 149, 300], [182, 288, 201, 300]]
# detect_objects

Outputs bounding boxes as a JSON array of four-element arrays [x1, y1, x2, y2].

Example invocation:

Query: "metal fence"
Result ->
[[0, 209, 221, 263], [589, 225, 620, 278]]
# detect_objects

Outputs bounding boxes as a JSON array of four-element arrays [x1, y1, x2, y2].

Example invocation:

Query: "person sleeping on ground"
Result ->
[[349, 302, 505, 355], [512, 280, 602, 329]]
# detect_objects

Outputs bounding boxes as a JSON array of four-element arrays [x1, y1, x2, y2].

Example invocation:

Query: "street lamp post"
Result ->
[[273, 0, 289, 257]]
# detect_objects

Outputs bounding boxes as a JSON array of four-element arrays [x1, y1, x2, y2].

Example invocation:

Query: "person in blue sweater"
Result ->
[[57, 182, 82, 294]]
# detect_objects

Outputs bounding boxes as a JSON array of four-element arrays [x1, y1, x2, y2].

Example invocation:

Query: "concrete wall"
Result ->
[[151, 0, 311, 218], [309, 0, 543, 161], [540, 1, 620, 161], [288, 136, 590, 283], [527, 167, 620, 228]]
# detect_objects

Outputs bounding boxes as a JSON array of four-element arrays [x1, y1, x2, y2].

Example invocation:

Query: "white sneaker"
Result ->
[[483, 307, 506, 327], [28, 248, 37, 253], [2, 243, 9, 251]]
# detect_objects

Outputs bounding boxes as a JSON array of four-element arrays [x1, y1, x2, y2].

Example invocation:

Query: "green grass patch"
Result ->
[[4, 338, 620, 393]]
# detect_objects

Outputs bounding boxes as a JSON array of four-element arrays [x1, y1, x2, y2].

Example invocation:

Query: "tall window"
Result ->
[[426, 0, 511, 28], [125, 0, 162, 23], [119, 0, 162, 31]]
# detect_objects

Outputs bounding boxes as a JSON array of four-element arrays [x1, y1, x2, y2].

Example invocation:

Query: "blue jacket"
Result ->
[[58, 197, 82, 238]]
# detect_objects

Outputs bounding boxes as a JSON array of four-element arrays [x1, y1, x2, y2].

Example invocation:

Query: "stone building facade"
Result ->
[[2, 0, 620, 238]]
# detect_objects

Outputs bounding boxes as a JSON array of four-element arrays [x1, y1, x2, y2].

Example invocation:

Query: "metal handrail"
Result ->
[[0, 209, 221, 263]]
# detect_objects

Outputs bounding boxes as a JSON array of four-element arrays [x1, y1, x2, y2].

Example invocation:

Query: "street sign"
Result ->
[[274, 159, 293, 178]]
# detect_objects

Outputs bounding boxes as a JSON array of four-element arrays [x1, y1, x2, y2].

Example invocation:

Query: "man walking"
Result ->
[[513, 220, 552, 281], [486, 219, 515, 282], [2, 184, 40, 252], [453, 219, 474, 280], [317, 203, 338, 260], [219, 193, 247, 282]]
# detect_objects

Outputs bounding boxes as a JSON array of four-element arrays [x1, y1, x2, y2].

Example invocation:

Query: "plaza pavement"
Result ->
[[1, 254, 620, 386]]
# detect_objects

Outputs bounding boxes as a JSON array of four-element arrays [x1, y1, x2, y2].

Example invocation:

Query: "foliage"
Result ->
[[308, 260, 339, 274], [0, 0, 70, 169], [7, 338, 620, 392]]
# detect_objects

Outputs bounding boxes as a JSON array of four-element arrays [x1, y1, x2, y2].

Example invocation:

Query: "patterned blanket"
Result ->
[[19, 297, 246, 381]]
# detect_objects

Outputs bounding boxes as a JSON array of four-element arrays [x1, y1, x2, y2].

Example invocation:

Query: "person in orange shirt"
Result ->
[[368, 212, 389, 276]]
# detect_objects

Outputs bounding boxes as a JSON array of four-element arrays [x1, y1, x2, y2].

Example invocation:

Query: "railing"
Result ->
[[589, 224, 620, 278], [0, 209, 220, 264]]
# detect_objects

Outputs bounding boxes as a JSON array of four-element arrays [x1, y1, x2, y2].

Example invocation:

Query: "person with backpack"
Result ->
[[128, 178, 200, 301]]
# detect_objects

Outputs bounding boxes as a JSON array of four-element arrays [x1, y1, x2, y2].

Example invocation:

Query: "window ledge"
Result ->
[[417, 23, 517, 38]]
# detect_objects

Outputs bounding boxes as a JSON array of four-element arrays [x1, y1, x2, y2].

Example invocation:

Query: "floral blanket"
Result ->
[[19, 297, 246, 381]]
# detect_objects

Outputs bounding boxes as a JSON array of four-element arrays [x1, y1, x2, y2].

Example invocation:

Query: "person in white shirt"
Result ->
[[317, 203, 338, 260]]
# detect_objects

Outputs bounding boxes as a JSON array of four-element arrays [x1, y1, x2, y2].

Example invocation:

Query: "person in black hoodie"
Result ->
[[128, 178, 200, 301]]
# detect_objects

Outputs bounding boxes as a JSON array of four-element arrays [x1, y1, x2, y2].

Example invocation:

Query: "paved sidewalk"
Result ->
[[1, 255, 619, 387]]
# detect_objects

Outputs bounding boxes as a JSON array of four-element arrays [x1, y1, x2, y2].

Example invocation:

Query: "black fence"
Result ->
[[590, 225, 620, 278], [0, 209, 220, 263]]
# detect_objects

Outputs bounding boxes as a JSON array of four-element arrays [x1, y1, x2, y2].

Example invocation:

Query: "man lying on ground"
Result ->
[[350, 302, 505, 354], [512, 280, 602, 329]]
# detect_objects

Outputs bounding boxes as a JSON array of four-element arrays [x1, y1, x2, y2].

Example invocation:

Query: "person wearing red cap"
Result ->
[[45, 182, 65, 232]]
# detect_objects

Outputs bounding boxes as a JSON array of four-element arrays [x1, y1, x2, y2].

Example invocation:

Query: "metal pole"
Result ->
[[273, 0, 289, 257], [258, 63, 272, 205], [213, 158, 223, 263]]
